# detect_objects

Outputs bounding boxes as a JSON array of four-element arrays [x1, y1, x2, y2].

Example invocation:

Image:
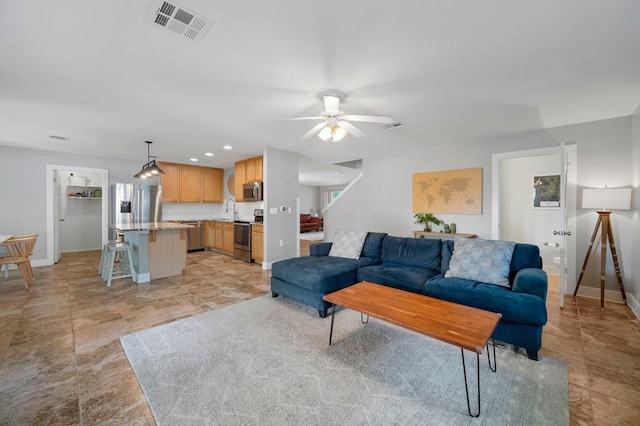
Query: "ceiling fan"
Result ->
[[279, 95, 398, 142]]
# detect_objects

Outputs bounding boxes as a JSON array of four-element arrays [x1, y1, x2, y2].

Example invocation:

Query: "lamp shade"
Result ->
[[582, 188, 631, 210]]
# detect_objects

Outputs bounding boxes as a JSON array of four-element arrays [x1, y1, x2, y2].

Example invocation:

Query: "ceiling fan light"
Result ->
[[318, 126, 332, 141], [332, 126, 347, 142]]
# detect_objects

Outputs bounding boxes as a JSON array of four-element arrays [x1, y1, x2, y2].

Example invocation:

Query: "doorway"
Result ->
[[492, 145, 577, 308], [45, 165, 109, 265]]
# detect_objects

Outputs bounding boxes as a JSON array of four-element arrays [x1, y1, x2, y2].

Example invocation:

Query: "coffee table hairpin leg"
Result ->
[[461, 338, 497, 417]]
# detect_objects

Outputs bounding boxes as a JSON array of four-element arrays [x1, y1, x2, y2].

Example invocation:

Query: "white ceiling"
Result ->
[[1, 1, 639, 186]]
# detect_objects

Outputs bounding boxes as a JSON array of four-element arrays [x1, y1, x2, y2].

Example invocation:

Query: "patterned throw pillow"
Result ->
[[328, 229, 368, 260], [444, 237, 516, 287]]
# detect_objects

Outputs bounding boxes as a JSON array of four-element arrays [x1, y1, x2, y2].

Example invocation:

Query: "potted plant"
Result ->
[[414, 213, 441, 231]]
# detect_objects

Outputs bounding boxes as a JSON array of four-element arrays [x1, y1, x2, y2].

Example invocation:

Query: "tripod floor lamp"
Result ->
[[574, 187, 632, 308]]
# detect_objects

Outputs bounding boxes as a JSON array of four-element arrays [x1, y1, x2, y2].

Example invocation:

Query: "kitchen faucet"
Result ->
[[225, 199, 238, 221]]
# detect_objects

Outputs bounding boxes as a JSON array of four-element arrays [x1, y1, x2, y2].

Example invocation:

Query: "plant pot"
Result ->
[[424, 223, 432, 232]]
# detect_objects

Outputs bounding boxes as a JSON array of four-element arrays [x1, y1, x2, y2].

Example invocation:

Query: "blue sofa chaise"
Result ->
[[270, 233, 548, 360]]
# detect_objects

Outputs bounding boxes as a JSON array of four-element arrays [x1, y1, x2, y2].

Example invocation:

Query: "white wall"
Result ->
[[630, 105, 640, 316], [324, 116, 633, 299], [298, 185, 320, 215], [264, 147, 299, 266]]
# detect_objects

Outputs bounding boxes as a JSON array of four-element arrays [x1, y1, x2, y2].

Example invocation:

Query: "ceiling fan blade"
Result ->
[[338, 121, 365, 138], [274, 116, 324, 121], [323, 95, 341, 114], [301, 121, 328, 139], [341, 114, 394, 124]]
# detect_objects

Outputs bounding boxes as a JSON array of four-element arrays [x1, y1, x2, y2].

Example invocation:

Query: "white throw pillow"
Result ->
[[444, 237, 516, 287], [328, 229, 368, 260]]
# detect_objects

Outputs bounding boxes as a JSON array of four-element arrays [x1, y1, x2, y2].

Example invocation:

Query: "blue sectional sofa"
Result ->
[[271, 233, 548, 360]]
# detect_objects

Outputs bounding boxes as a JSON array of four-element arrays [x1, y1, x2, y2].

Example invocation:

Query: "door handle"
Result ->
[[543, 241, 559, 247], [553, 230, 571, 236]]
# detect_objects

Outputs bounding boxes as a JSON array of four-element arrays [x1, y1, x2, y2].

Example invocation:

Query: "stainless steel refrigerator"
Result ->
[[111, 183, 163, 231]]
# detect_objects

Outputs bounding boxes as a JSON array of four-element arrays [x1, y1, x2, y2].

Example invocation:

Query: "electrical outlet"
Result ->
[[280, 206, 287, 212], [270, 207, 278, 214]]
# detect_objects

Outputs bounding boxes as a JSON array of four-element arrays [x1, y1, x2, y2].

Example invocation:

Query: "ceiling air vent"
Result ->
[[149, 0, 212, 43]]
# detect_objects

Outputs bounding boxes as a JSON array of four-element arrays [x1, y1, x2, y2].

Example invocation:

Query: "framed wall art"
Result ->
[[413, 167, 482, 214], [532, 174, 560, 208]]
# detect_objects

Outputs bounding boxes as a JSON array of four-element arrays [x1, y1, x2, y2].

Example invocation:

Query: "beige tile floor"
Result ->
[[1, 243, 639, 425]]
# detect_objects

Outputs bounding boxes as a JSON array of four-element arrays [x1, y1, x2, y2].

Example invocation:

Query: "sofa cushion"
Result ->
[[424, 275, 547, 326], [381, 236, 442, 270], [445, 238, 515, 287], [357, 264, 439, 293], [329, 229, 368, 260], [272, 256, 379, 294], [361, 232, 388, 259], [509, 243, 542, 281]]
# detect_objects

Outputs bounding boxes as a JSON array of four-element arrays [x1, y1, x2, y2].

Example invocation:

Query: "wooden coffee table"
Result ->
[[323, 281, 501, 417]]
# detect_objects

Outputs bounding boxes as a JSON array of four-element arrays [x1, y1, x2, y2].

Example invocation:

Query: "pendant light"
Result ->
[[134, 141, 165, 178]]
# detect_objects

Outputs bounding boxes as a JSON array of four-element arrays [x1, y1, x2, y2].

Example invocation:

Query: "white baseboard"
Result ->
[[625, 293, 640, 320], [575, 285, 628, 304]]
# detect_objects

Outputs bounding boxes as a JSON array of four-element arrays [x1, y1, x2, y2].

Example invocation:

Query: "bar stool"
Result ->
[[98, 240, 126, 279], [101, 241, 136, 287]]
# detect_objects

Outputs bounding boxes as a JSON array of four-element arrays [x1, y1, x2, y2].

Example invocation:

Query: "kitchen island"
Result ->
[[109, 222, 194, 283]]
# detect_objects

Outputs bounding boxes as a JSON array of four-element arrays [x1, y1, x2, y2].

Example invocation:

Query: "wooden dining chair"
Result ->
[[0, 234, 38, 289]]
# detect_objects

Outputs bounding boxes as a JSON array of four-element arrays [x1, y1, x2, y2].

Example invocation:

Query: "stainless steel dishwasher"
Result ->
[[182, 221, 205, 251]]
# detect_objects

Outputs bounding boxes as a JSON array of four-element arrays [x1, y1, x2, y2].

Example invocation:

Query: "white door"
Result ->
[[492, 144, 577, 308], [54, 171, 62, 263], [557, 145, 578, 307]]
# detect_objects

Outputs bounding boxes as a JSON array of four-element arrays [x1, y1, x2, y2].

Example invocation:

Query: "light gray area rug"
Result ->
[[300, 231, 324, 241], [121, 295, 569, 425]]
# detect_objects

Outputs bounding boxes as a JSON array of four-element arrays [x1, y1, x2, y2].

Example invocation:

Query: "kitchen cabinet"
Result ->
[[202, 167, 223, 203], [214, 222, 224, 251], [206, 221, 216, 248], [245, 156, 263, 182], [234, 160, 246, 202], [179, 164, 202, 203], [222, 222, 234, 254], [159, 162, 223, 204], [158, 162, 179, 202], [234, 156, 263, 202], [211, 221, 234, 255], [251, 224, 263, 263]]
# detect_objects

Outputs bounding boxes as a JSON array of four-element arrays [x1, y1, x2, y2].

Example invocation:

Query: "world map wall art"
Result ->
[[413, 167, 482, 214]]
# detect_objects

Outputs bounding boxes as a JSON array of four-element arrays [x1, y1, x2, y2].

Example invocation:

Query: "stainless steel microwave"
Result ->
[[242, 182, 263, 201]]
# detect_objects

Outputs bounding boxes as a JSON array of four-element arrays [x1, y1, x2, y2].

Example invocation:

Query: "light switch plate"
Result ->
[[269, 207, 278, 214]]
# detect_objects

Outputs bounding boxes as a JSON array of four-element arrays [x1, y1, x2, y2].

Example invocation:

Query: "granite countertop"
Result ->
[[109, 221, 195, 231]]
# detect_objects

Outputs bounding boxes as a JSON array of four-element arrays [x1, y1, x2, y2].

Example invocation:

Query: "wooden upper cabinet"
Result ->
[[234, 160, 246, 202], [202, 167, 223, 203], [245, 156, 263, 182], [179, 164, 202, 203], [235, 156, 263, 201], [159, 162, 224, 204], [159, 162, 179, 202]]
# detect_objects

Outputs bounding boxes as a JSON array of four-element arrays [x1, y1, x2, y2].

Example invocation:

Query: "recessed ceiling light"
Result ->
[[223, 145, 232, 150], [205, 152, 214, 156], [190, 158, 198, 162]]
